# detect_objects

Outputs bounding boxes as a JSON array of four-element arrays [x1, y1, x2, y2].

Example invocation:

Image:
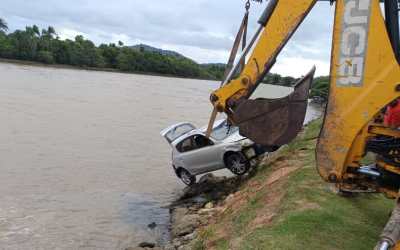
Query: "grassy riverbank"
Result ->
[[190, 119, 395, 250]]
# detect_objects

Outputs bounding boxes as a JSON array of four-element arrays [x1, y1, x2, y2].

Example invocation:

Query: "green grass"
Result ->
[[193, 119, 396, 250], [240, 166, 393, 250], [215, 239, 229, 250], [232, 191, 266, 234]]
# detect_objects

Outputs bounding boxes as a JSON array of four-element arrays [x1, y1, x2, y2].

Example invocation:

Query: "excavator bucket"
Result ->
[[231, 67, 315, 147]]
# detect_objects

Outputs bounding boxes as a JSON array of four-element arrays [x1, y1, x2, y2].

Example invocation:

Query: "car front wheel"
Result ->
[[225, 153, 250, 176], [179, 169, 196, 186]]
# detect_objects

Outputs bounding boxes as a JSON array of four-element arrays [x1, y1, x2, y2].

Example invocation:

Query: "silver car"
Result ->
[[161, 119, 266, 185]]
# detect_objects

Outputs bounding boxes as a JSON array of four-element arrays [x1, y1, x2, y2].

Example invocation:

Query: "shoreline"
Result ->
[[0, 58, 218, 82], [0, 58, 329, 104], [125, 172, 257, 250]]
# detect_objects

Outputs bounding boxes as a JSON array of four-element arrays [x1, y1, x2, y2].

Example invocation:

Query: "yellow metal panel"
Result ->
[[211, 0, 317, 111], [317, 0, 400, 182]]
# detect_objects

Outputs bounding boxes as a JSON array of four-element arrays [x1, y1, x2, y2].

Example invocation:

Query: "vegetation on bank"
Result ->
[[264, 73, 330, 102], [191, 119, 394, 250], [0, 18, 329, 99], [0, 19, 225, 80]]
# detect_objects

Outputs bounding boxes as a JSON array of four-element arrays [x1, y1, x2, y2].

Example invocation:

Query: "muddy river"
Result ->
[[0, 62, 322, 250]]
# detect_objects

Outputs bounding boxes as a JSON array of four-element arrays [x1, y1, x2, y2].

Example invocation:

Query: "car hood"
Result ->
[[222, 132, 247, 143]]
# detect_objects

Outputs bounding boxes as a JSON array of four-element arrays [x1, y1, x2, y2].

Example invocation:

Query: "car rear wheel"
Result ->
[[225, 153, 250, 176], [179, 169, 196, 186]]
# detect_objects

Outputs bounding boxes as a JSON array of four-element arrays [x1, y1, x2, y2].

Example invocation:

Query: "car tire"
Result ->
[[225, 153, 250, 176], [178, 169, 196, 186]]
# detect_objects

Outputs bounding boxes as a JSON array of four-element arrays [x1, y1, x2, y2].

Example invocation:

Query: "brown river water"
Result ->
[[0, 62, 322, 250]]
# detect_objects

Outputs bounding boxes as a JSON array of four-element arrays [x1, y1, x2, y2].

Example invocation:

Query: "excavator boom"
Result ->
[[210, 0, 317, 148]]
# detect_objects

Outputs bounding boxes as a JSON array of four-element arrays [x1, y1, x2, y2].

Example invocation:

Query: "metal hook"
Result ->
[[245, 0, 251, 11]]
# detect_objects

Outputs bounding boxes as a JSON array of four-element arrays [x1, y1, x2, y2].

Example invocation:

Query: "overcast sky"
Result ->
[[0, 0, 335, 77]]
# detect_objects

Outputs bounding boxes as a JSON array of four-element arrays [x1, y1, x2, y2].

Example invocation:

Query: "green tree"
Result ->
[[9, 27, 39, 60], [37, 50, 54, 64], [47, 26, 56, 37], [99, 43, 120, 68], [310, 76, 330, 101], [0, 18, 8, 32], [32, 25, 40, 37], [0, 21, 230, 80]]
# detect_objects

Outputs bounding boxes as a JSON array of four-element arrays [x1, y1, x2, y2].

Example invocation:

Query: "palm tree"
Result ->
[[0, 18, 8, 32], [32, 25, 40, 36], [47, 26, 55, 37]]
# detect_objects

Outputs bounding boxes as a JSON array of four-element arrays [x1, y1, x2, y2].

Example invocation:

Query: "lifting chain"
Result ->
[[245, 0, 262, 11], [245, 0, 251, 11]]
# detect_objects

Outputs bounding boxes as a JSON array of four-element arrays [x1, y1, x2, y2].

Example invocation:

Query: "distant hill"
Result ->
[[130, 44, 186, 59], [129, 44, 228, 80]]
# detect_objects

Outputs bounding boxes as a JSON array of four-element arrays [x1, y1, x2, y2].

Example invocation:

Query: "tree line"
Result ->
[[0, 18, 225, 80], [263, 73, 329, 102], [0, 18, 329, 100]]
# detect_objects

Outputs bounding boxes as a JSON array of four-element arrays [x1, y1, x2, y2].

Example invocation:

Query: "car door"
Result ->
[[175, 136, 200, 174], [187, 134, 224, 173]]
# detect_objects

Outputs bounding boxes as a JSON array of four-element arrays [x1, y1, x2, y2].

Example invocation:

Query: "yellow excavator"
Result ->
[[206, 0, 400, 249]]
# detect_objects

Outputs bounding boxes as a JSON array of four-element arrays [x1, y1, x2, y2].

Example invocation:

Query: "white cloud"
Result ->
[[58, 28, 86, 41], [161, 44, 230, 63], [0, 0, 336, 76], [271, 56, 330, 78]]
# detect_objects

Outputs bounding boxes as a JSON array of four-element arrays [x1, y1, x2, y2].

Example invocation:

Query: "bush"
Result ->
[[36, 50, 54, 64]]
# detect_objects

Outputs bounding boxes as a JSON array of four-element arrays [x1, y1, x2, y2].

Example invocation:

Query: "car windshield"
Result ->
[[210, 120, 239, 141], [165, 123, 195, 143]]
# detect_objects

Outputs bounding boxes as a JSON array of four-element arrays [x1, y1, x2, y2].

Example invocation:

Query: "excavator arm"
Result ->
[[209, 0, 318, 147]]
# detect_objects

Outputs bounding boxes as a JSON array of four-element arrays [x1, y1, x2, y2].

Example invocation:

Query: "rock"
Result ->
[[198, 208, 216, 215], [171, 207, 188, 225], [204, 202, 213, 209], [190, 196, 208, 206], [198, 173, 217, 183], [163, 243, 176, 250], [125, 248, 144, 250], [147, 222, 157, 229], [182, 231, 197, 241], [177, 245, 191, 250], [199, 215, 210, 225], [198, 173, 227, 184], [179, 174, 229, 200], [138, 241, 156, 248], [172, 238, 182, 248], [225, 194, 235, 202], [172, 214, 200, 237]]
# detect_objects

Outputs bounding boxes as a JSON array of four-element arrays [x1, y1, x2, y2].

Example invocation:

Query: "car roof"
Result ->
[[171, 119, 227, 146]]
